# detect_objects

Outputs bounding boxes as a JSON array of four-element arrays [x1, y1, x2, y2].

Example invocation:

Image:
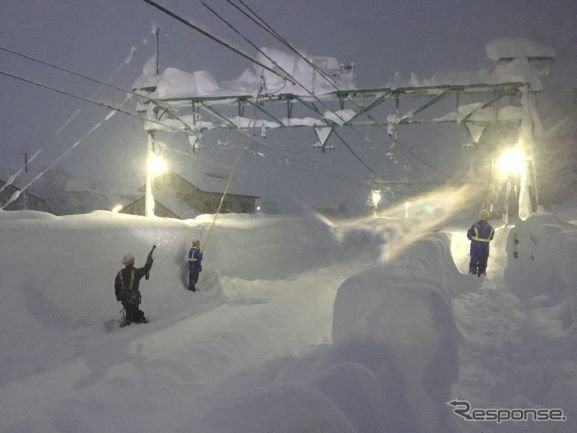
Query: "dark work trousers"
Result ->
[[123, 302, 146, 324], [188, 272, 200, 292], [188, 271, 200, 291], [469, 255, 489, 276]]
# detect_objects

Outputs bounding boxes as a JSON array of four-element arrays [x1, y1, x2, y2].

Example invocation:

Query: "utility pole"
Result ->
[[145, 131, 156, 217], [155, 26, 160, 75], [145, 27, 160, 217]]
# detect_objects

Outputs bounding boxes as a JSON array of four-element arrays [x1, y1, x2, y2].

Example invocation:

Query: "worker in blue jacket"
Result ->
[[467, 209, 495, 277], [188, 239, 203, 291]]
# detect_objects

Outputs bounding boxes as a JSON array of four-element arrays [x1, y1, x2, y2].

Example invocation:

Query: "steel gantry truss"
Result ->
[[143, 81, 530, 148], [138, 80, 539, 218]]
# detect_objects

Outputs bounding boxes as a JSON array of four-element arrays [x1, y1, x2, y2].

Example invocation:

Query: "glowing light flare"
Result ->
[[325, 184, 476, 262], [148, 154, 168, 177], [496, 147, 525, 178], [371, 190, 382, 208]]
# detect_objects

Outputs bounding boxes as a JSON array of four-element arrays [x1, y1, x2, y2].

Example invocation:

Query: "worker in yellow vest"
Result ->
[[466, 209, 495, 277]]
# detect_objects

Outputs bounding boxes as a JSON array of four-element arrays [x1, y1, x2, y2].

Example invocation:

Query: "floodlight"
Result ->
[[496, 147, 525, 178], [148, 154, 168, 177], [371, 190, 382, 208]]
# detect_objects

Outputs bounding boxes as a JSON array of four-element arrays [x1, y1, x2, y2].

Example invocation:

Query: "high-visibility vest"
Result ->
[[471, 225, 494, 243]]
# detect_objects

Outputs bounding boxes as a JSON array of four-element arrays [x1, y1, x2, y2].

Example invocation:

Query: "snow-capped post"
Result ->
[[145, 131, 155, 217], [486, 37, 554, 219]]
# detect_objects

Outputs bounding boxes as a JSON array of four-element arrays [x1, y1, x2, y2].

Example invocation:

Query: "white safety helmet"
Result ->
[[122, 254, 135, 266]]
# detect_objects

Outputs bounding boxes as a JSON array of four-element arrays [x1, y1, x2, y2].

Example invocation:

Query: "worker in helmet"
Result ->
[[188, 239, 203, 292], [114, 252, 153, 326], [467, 209, 495, 277]]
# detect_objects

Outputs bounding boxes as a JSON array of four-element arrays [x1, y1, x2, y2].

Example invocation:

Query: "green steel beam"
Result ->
[[244, 99, 285, 127], [399, 89, 451, 124], [149, 81, 527, 135], [156, 81, 529, 105], [198, 102, 239, 129], [459, 92, 514, 123], [343, 91, 391, 125]]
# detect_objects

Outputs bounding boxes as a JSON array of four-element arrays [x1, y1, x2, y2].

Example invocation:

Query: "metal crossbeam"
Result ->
[[144, 81, 529, 135]]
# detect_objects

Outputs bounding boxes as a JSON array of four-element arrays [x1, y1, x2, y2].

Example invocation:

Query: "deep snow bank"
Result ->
[[190, 232, 470, 433], [332, 233, 469, 433], [502, 213, 577, 432], [505, 212, 577, 315], [0, 211, 372, 387]]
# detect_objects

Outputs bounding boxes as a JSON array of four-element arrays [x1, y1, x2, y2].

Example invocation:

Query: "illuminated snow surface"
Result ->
[[0, 207, 575, 433]]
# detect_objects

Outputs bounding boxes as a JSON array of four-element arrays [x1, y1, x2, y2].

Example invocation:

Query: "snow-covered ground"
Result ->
[[0, 205, 576, 433]]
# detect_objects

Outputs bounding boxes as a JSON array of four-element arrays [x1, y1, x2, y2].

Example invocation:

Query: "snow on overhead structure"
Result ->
[[254, 47, 355, 96], [486, 37, 555, 64], [488, 37, 555, 92], [133, 47, 354, 100], [156, 68, 221, 99]]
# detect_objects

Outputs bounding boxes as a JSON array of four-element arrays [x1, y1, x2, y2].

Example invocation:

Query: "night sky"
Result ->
[[1, 0, 575, 209]]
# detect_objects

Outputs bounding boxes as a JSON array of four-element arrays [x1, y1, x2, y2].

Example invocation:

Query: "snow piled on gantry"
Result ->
[[134, 37, 555, 103], [485, 37, 556, 63], [156, 68, 221, 98], [389, 37, 554, 90], [253, 46, 355, 95], [133, 47, 355, 99]]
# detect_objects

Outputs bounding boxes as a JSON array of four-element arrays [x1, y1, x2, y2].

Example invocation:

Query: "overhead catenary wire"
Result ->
[[0, 44, 197, 136], [0, 53, 366, 188], [197, 1, 380, 178], [200, 84, 264, 253], [164, 136, 370, 189], [227, 0, 451, 181], [141, 0, 291, 83], [0, 70, 184, 133], [0, 70, 194, 209], [1, 68, 354, 211], [0, 101, 124, 210], [141, 0, 379, 178], [56, 31, 153, 133]]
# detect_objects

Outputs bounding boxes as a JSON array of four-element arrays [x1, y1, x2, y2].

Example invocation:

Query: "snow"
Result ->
[[0, 203, 576, 432], [134, 38, 553, 103], [134, 46, 354, 100], [156, 68, 221, 99], [486, 38, 556, 63]]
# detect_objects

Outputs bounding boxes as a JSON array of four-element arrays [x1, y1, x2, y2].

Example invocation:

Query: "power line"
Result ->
[[228, 0, 451, 181], [0, 48, 333, 175], [229, 0, 337, 85], [0, 70, 182, 133], [140, 0, 378, 178], [197, 1, 380, 178], [141, 0, 291, 83], [0, 45, 137, 100], [0, 44, 197, 135]]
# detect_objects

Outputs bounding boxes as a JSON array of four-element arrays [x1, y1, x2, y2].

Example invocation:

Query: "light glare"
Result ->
[[497, 147, 525, 178], [371, 190, 382, 208], [148, 154, 168, 177]]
